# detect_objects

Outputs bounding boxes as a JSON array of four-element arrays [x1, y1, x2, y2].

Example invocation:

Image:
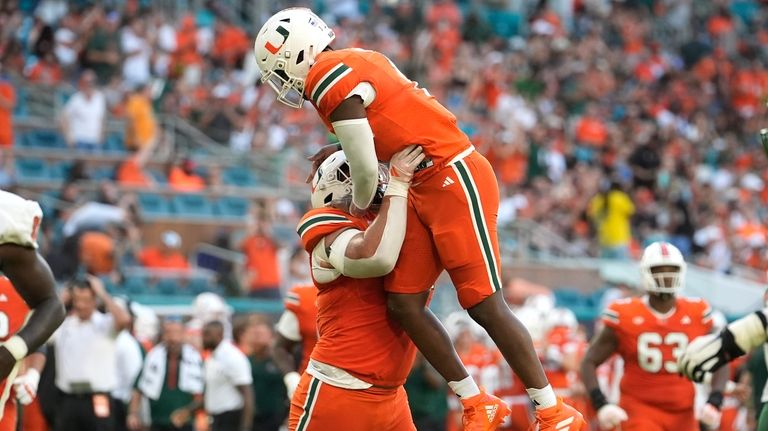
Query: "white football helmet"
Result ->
[[311, 150, 352, 209], [546, 308, 578, 331], [192, 292, 231, 323], [254, 8, 335, 108], [639, 241, 687, 294]]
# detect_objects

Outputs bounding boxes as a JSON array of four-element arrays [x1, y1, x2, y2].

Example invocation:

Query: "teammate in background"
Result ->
[[0, 190, 66, 425], [289, 146, 429, 430], [272, 284, 318, 400], [255, 9, 583, 429], [580, 242, 729, 430]]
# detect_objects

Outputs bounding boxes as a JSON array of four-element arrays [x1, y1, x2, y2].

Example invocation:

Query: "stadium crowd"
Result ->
[[1, 0, 768, 430]]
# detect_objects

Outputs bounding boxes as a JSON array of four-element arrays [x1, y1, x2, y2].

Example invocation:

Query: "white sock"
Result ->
[[448, 376, 481, 398], [526, 384, 557, 409]]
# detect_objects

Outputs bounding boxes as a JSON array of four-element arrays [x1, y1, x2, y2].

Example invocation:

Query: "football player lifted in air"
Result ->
[[580, 242, 729, 431], [254, 8, 583, 430]]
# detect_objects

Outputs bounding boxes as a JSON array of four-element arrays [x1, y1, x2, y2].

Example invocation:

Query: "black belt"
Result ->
[[414, 158, 434, 173]]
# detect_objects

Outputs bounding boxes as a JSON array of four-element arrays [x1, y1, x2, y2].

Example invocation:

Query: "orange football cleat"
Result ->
[[529, 398, 586, 431], [461, 391, 511, 431]]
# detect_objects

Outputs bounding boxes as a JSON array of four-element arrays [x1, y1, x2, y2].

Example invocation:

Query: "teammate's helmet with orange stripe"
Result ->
[[254, 8, 335, 108], [639, 241, 687, 295]]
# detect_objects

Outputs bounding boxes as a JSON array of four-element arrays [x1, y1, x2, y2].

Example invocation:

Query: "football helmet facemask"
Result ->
[[639, 241, 686, 295]]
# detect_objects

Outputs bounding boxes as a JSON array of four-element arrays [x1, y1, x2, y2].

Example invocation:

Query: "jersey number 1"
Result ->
[[637, 332, 688, 373]]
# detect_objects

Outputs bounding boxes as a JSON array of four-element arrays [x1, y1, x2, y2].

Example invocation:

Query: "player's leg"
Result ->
[[431, 152, 548, 390], [384, 203, 468, 384], [0, 399, 17, 431], [385, 386, 416, 431], [619, 398, 666, 431]]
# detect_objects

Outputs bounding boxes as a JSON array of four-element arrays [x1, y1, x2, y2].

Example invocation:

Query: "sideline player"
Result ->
[[272, 283, 318, 399], [580, 242, 728, 430], [0, 190, 66, 426], [254, 9, 583, 429], [289, 145, 428, 430]]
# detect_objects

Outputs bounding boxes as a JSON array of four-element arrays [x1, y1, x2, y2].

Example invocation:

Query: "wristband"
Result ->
[[707, 391, 724, 409], [384, 179, 409, 198], [589, 388, 608, 410], [3, 336, 28, 361]]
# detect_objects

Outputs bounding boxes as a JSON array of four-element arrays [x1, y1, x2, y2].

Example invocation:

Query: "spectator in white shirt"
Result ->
[[60, 70, 106, 152], [202, 321, 253, 431], [54, 275, 132, 431], [112, 300, 145, 431], [122, 18, 152, 88]]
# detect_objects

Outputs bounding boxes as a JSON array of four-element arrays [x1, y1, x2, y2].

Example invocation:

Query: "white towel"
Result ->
[[137, 344, 204, 401]]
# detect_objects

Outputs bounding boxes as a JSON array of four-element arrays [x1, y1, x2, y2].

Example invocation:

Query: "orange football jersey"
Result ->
[[305, 48, 472, 167], [602, 296, 713, 412], [283, 284, 318, 374], [297, 208, 417, 387], [0, 277, 31, 426]]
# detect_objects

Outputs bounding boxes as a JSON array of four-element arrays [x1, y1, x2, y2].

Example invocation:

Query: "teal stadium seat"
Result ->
[[13, 87, 27, 117], [49, 162, 72, 181], [122, 275, 147, 295], [15, 158, 50, 182], [215, 196, 250, 218], [148, 169, 167, 184], [137, 193, 173, 218], [486, 10, 521, 38], [104, 134, 126, 154], [156, 278, 180, 295], [222, 166, 259, 187], [23, 130, 65, 149], [171, 194, 214, 218]]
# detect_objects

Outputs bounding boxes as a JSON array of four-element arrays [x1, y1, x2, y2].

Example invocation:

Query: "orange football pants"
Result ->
[[618, 396, 697, 431], [0, 398, 16, 431], [22, 398, 49, 431], [288, 372, 415, 431], [385, 150, 502, 309]]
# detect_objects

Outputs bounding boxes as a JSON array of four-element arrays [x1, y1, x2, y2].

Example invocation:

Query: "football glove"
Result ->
[[13, 368, 40, 405], [596, 404, 628, 430]]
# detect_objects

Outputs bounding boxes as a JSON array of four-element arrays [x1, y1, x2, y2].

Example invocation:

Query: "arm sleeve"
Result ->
[[600, 304, 621, 331], [332, 118, 379, 210]]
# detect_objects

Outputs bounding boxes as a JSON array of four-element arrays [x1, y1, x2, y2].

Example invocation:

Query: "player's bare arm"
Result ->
[[580, 325, 628, 430], [0, 244, 64, 379]]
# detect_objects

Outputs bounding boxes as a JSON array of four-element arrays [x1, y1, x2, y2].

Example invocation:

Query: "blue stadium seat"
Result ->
[[486, 10, 521, 38], [49, 161, 73, 181], [15, 158, 50, 182], [122, 275, 147, 295], [26, 130, 65, 149], [272, 224, 298, 246], [553, 288, 585, 308], [215, 196, 250, 218], [172, 194, 214, 217], [156, 278, 179, 295], [222, 166, 259, 187], [137, 193, 173, 217], [104, 134, 126, 154], [13, 87, 27, 118], [189, 277, 214, 294], [91, 166, 116, 181]]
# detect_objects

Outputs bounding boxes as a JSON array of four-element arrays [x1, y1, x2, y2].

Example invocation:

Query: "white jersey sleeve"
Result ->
[[0, 191, 43, 249]]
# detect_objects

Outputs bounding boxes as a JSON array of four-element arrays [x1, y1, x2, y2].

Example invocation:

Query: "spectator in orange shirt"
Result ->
[[168, 159, 206, 192], [117, 135, 156, 187], [26, 52, 62, 85], [79, 230, 115, 275], [212, 20, 249, 68], [240, 217, 281, 299], [138, 230, 190, 270], [0, 63, 15, 148], [125, 84, 158, 151]]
